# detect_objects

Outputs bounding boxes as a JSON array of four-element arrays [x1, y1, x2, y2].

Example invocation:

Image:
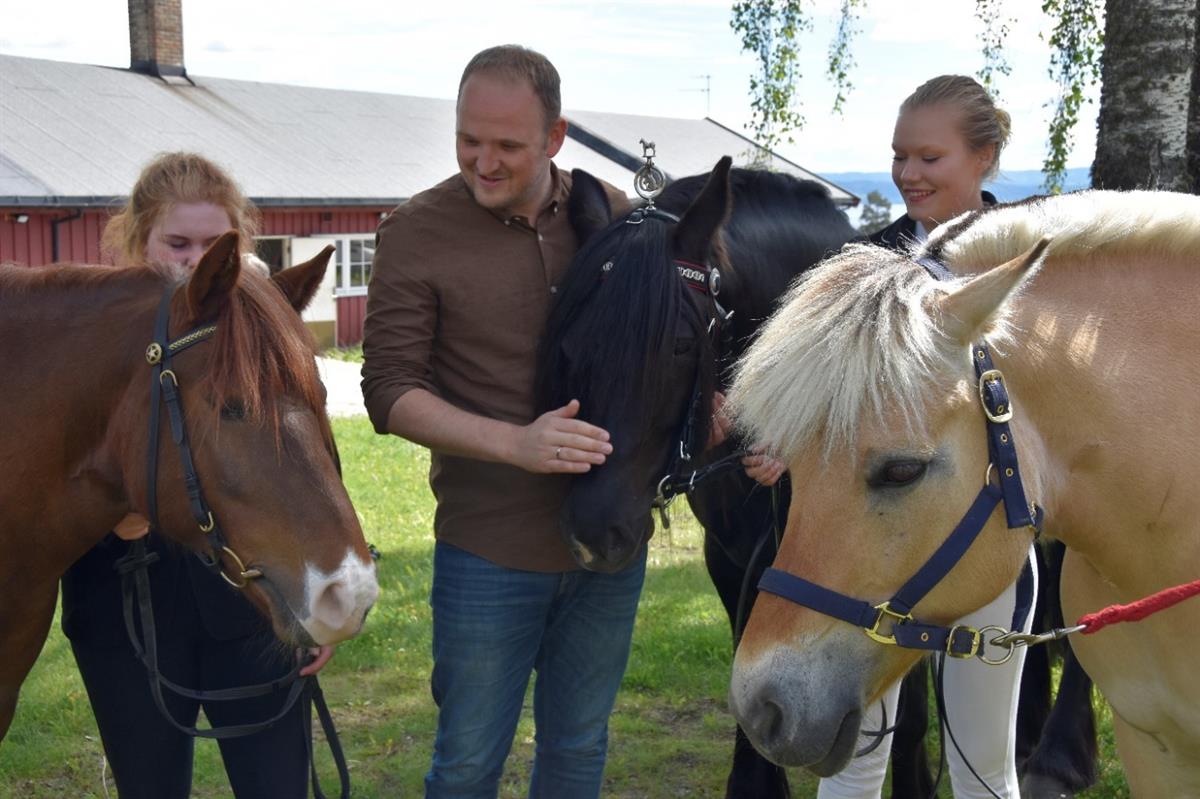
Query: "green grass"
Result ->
[[0, 417, 1129, 797], [322, 344, 364, 363]]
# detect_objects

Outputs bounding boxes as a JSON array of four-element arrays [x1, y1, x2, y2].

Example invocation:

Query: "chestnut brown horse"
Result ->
[[0, 233, 379, 740], [728, 190, 1200, 794]]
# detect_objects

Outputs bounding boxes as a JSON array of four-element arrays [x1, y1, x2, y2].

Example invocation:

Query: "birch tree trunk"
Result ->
[[1092, 0, 1200, 192]]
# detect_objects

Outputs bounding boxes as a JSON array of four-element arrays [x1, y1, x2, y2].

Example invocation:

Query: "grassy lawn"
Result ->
[[0, 417, 1129, 797]]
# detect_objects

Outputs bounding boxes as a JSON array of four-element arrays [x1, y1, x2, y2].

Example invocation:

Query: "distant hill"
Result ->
[[825, 167, 1092, 207]]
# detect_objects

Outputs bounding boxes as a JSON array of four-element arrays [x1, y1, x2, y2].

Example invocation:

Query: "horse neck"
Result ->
[[1001, 253, 1199, 588], [0, 268, 164, 564]]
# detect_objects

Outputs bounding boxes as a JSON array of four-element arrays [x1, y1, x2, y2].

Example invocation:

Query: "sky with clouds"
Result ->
[[0, 0, 1101, 178]]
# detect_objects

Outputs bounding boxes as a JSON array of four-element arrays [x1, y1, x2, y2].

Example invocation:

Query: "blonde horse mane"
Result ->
[[728, 244, 966, 460], [926, 189, 1200, 268], [729, 189, 1200, 461]]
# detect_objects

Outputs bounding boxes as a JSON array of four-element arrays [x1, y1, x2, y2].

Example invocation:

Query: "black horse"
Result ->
[[539, 158, 856, 797], [536, 161, 723, 574]]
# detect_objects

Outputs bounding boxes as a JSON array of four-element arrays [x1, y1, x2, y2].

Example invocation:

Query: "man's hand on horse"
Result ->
[[516, 399, 612, 474], [113, 512, 151, 540]]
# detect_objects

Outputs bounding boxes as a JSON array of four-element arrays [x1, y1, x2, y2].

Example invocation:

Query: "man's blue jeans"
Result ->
[[424, 542, 647, 799]]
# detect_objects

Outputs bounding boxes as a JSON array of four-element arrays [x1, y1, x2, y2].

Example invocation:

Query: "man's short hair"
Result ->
[[458, 45, 562, 131]]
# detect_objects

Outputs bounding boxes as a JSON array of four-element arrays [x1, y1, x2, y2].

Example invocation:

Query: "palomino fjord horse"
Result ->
[[0, 233, 379, 740], [728, 191, 1200, 795], [541, 158, 859, 797]]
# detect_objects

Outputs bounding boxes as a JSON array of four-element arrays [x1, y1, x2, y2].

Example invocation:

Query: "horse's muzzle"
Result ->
[[729, 643, 866, 773]]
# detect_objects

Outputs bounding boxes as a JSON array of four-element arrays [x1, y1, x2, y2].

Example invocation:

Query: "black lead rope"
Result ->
[[932, 653, 1005, 799], [116, 540, 306, 737], [129, 284, 351, 797], [115, 540, 352, 797]]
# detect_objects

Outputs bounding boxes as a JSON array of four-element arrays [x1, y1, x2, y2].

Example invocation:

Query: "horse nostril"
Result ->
[[313, 580, 353, 630], [760, 697, 785, 745]]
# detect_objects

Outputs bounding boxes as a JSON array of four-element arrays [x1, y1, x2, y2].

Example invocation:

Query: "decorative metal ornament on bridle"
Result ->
[[633, 139, 667, 205], [626, 141, 741, 528]]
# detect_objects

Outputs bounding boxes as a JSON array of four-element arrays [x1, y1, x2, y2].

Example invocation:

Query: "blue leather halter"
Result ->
[[756, 257, 1044, 659]]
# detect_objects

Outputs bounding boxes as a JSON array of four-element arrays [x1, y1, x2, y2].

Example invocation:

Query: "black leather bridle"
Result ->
[[622, 206, 745, 529], [141, 286, 260, 586], [114, 284, 350, 797]]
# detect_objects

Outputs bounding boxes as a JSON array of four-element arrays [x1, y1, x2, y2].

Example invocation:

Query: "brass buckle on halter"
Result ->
[[864, 602, 913, 645], [978, 369, 1013, 423], [945, 624, 982, 658], [218, 545, 263, 589]]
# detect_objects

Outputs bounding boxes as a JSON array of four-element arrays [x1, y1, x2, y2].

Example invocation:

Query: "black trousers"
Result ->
[[69, 587, 309, 799]]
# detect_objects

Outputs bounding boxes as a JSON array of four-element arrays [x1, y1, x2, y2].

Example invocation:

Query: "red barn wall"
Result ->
[[1, 206, 388, 267]]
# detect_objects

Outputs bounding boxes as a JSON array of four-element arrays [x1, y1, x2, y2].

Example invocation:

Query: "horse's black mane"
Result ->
[[537, 209, 715, 438]]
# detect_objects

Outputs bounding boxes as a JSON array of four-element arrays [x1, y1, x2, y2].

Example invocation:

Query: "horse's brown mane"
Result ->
[[0, 261, 142, 292], [177, 268, 325, 433]]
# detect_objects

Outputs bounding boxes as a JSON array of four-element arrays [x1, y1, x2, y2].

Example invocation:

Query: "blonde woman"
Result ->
[[61, 152, 325, 799], [819, 76, 1036, 799]]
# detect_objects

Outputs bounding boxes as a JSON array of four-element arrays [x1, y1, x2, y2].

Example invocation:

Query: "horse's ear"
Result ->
[[273, 244, 335, 312], [674, 156, 732, 263], [936, 237, 1051, 344], [568, 168, 613, 245], [185, 231, 241, 320]]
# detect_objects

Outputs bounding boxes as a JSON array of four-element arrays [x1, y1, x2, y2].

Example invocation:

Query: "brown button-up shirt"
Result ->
[[362, 165, 629, 572]]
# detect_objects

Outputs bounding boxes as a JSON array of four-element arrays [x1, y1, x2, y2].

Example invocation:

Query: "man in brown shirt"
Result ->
[[361, 45, 638, 798]]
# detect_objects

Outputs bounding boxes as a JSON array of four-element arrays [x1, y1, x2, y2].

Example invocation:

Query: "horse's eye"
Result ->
[[220, 401, 246, 421], [872, 459, 927, 487], [674, 336, 696, 356]]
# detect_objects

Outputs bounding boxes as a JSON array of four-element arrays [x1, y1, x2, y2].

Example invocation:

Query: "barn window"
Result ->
[[333, 236, 374, 296]]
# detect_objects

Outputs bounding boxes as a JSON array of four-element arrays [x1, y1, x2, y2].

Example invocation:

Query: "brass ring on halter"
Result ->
[[978, 625, 1017, 665], [159, 369, 178, 387], [219, 545, 263, 589], [984, 462, 996, 487], [198, 511, 215, 533]]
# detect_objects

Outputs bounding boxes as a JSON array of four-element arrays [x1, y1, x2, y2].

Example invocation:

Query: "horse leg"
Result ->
[[0, 580, 59, 740], [1020, 541, 1099, 799], [1020, 644, 1098, 798], [888, 662, 934, 799], [704, 529, 790, 799]]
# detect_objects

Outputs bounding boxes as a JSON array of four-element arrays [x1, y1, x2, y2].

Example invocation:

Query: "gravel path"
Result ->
[[316, 357, 367, 418]]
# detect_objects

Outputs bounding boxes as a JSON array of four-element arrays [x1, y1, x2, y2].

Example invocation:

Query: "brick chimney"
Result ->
[[128, 0, 187, 79]]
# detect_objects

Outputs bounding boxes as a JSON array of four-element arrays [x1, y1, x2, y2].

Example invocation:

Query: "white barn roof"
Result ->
[[0, 54, 856, 208]]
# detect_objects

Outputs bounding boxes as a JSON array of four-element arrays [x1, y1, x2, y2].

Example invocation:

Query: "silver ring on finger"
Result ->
[[555, 447, 563, 460]]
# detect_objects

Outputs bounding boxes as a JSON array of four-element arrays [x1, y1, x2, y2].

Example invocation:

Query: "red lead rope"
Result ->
[[1077, 579, 1200, 634]]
